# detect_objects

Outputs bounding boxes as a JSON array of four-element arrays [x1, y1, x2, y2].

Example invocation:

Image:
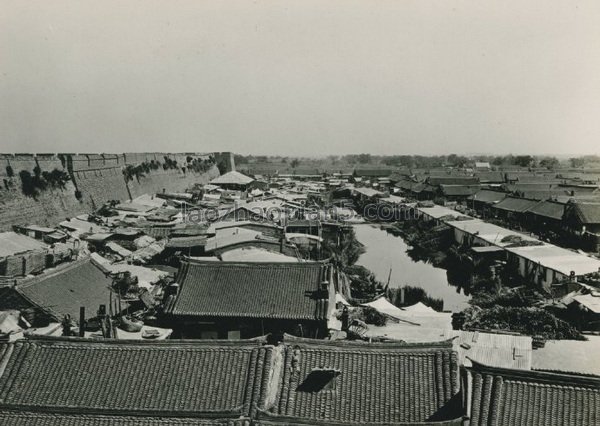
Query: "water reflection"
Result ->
[[353, 224, 470, 312]]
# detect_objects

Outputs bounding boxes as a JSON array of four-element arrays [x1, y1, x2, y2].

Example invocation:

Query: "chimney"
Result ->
[[341, 306, 349, 332], [166, 283, 180, 297], [78, 307, 85, 337]]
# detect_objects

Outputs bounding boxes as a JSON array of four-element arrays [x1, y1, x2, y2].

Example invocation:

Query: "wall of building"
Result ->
[[0, 153, 223, 231]]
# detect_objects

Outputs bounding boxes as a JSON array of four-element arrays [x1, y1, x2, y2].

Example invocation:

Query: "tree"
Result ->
[[570, 157, 585, 168], [513, 155, 534, 167], [290, 158, 300, 168], [539, 156, 559, 170], [357, 153, 371, 164], [217, 161, 228, 175], [321, 228, 365, 269]]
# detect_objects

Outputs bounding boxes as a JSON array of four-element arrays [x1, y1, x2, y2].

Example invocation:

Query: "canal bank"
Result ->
[[353, 223, 470, 312]]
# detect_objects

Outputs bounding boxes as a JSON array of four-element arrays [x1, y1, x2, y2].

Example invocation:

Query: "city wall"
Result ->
[[0, 153, 224, 231]]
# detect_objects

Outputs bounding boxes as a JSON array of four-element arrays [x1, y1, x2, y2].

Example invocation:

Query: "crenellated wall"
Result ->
[[0, 152, 224, 231]]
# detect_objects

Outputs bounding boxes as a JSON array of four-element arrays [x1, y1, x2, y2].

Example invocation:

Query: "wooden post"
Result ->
[[78, 307, 85, 337]]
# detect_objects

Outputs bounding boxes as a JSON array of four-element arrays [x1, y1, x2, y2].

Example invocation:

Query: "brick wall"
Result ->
[[0, 153, 222, 231]]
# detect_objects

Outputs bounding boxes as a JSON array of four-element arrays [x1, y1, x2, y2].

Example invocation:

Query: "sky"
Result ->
[[1, 1, 599, 156]]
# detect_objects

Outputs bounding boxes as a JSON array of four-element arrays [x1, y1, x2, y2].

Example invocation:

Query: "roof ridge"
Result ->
[[281, 334, 454, 350], [21, 335, 270, 347], [181, 258, 323, 268], [467, 360, 600, 387]]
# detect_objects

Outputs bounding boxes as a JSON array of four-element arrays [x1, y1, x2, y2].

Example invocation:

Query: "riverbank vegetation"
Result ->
[[320, 226, 445, 311], [382, 217, 585, 339], [455, 305, 584, 340]]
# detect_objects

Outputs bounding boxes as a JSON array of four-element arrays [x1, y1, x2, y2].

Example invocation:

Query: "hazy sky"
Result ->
[[1, 1, 599, 156]]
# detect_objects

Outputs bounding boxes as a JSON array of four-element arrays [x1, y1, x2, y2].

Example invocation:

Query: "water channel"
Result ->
[[353, 224, 470, 312]]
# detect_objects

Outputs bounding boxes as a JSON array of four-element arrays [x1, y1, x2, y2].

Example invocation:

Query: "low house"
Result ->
[[164, 260, 335, 339], [475, 171, 505, 185], [0, 232, 48, 276], [474, 161, 491, 171], [12, 224, 67, 243], [417, 205, 473, 225], [0, 337, 270, 424], [564, 202, 600, 235], [260, 337, 463, 425], [504, 244, 600, 290], [490, 196, 540, 224], [0, 257, 118, 326], [525, 199, 565, 233], [467, 189, 507, 215], [426, 176, 480, 186], [438, 184, 481, 202], [210, 170, 255, 191], [352, 168, 393, 181]]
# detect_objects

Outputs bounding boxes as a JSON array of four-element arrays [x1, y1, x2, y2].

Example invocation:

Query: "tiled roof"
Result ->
[[9, 258, 115, 321], [166, 260, 332, 321], [526, 200, 565, 220], [0, 410, 248, 425], [492, 197, 540, 213], [467, 362, 600, 426], [166, 235, 208, 249], [440, 185, 480, 196], [0, 337, 271, 419], [211, 171, 254, 185], [475, 171, 505, 183], [572, 202, 600, 224], [427, 176, 479, 186], [468, 189, 507, 204], [353, 168, 394, 177], [268, 338, 461, 424]]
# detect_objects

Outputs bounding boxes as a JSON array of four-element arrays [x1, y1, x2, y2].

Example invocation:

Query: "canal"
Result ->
[[353, 224, 470, 312]]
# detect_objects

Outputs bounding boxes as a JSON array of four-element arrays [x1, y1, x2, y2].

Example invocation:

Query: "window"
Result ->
[[297, 368, 341, 392]]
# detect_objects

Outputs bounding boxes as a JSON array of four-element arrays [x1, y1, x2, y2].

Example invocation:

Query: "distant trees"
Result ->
[[513, 155, 534, 167], [570, 157, 585, 168], [234, 154, 249, 165], [290, 158, 300, 168], [539, 156, 559, 170], [446, 154, 468, 167]]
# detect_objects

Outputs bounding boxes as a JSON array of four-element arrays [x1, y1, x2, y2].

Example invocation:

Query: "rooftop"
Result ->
[[532, 335, 600, 376], [210, 171, 254, 186], [165, 260, 332, 321], [0, 232, 47, 258], [0, 337, 270, 421], [492, 196, 540, 213], [1, 257, 115, 321], [467, 362, 600, 426], [267, 337, 461, 424]]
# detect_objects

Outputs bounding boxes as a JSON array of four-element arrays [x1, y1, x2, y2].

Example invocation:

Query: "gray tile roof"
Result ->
[[166, 260, 332, 321], [269, 338, 461, 424], [467, 362, 600, 426], [0, 338, 270, 419]]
